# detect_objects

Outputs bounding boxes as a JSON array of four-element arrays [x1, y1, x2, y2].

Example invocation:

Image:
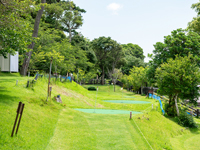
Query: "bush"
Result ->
[[88, 87, 96, 91], [164, 103, 176, 117], [177, 110, 197, 128]]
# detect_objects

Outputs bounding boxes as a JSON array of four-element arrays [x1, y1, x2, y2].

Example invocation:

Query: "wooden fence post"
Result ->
[[11, 102, 22, 137], [130, 112, 132, 120], [15, 103, 25, 135]]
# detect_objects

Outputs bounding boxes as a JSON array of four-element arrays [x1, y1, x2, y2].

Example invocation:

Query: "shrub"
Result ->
[[164, 103, 176, 117], [88, 87, 96, 91], [177, 110, 197, 128]]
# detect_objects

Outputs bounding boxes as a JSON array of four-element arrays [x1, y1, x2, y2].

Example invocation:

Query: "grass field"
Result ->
[[1, 73, 200, 149]]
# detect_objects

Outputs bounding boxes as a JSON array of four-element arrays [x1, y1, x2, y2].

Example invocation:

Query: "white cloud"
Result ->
[[107, 3, 123, 15]]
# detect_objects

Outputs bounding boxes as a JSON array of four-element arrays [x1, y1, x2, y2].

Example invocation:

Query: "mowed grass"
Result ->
[[1, 74, 200, 149]]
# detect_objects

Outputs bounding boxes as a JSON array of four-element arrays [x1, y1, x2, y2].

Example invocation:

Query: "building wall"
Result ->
[[10, 52, 18, 72], [0, 52, 18, 72], [0, 54, 10, 71]]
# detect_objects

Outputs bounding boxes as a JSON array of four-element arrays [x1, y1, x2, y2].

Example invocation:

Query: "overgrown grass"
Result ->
[[1, 75, 200, 149]]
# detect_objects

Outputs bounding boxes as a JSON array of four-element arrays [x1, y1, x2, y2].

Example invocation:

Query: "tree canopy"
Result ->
[[156, 54, 200, 116], [147, 28, 200, 84]]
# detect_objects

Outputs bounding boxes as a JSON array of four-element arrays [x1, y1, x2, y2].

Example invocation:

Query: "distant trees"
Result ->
[[188, 1, 200, 34], [122, 44, 145, 74], [91, 37, 124, 85], [122, 43, 145, 60], [60, 1, 86, 42], [128, 66, 147, 94]]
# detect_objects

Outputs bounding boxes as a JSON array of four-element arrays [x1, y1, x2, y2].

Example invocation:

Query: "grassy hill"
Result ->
[[0, 73, 200, 149]]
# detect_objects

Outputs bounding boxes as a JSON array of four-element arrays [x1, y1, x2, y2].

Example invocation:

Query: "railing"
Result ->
[[149, 93, 200, 117]]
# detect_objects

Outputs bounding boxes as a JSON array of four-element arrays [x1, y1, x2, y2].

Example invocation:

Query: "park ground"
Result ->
[[1, 73, 200, 150]]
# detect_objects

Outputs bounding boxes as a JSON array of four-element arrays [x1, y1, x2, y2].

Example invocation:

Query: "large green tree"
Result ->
[[122, 43, 145, 60], [20, 0, 46, 75], [156, 54, 200, 116], [0, 0, 37, 57], [128, 66, 147, 94], [60, 1, 86, 42], [147, 29, 200, 84], [121, 43, 145, 74], [92, 37, 123, 85]]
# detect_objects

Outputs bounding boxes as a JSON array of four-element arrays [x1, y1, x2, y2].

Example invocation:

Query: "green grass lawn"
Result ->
[[1, 74, 200, 149]]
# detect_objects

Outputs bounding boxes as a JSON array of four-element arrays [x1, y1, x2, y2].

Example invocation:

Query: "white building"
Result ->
[[0, 52, 18, 72]]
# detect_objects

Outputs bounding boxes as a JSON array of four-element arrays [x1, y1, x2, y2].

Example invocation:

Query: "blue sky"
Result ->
[[72, 0, 198, 62]]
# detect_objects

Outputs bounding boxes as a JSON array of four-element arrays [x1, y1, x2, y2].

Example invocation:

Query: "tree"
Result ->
[[71, 33, 97, 71], [122, 55, 146, 75], [111, 68, 123, 92], [120, 75, 130, 90], [20, 0, 46, 76], [122, 43, 145, 60], [155, 54, 200, 116], [128, 66, 147, 94], [92, 37, 122, 85], [121, 43, 145, 74], [188, 1, 200, 34], [60, 1, 86, 42], [147, 29, 200, 84], [0, 0, 37, 57], [106, 41, 124, 83]]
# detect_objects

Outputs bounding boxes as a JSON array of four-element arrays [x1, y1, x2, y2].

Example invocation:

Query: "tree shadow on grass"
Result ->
[[0, 86, 19, 105], [0, 94, 19, 105], [165, 115, 200, 134], [0, 78, 18, 83], [125, 93, 135, 96]]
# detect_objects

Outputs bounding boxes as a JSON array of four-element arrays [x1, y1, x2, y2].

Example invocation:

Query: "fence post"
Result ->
[[15, 103, 25, 135], [130, 112, 132, 119]]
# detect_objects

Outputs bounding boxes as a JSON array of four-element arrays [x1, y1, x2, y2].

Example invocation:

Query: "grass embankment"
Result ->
[[0, 73, 200, 149]]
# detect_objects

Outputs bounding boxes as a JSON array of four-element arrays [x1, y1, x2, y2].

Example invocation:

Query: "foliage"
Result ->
[[164, 103, 176, 117], [88, 86, 96, 91], [121, 43, 145, 74], [128, 66, 147, 92], [177, 110, 197, 128], [44, 2, 64, 29], [84, 70, 98, 83], [71, 34, 97, 68], [122, 55, 146, 75], [0, 0, 39, 57], [188, 1, 200, 34], [120, 74, 130, 89], [156, 54, 200, 116], [73, 68, 85, 83], [147, 28, 200, 84], [122, 43, 145, 60], [60, 1, 86, 42], [92, 36, 124, 84]]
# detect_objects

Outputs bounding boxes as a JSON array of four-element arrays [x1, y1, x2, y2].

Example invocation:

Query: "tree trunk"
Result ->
[[69, 28, 72, 42], [20, 0, 46, 76], [101, 66, 104, 85], [141, 86, 143, 95], [175, 94, 179, 116]]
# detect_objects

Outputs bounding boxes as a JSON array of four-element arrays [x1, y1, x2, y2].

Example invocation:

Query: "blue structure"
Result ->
[[153, 94, 165, 115]]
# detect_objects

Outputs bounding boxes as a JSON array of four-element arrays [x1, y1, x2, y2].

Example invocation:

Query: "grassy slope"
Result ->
[[0, 74, 200, 149]]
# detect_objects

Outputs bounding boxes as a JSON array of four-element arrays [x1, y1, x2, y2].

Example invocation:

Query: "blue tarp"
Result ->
[[153, 94, 165, 115]]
